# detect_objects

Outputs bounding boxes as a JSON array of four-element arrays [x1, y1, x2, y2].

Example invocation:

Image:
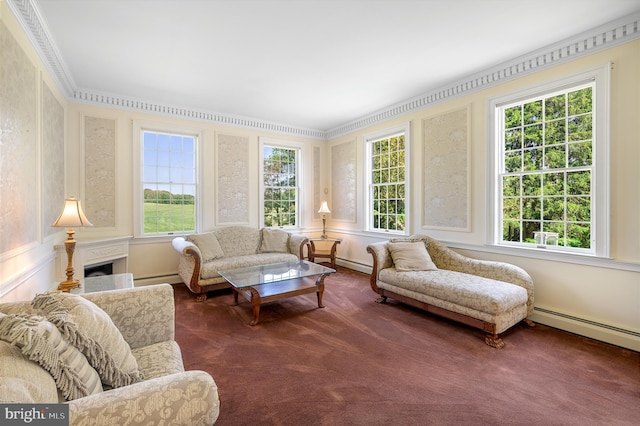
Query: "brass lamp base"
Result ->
[[321, 216, 328, 239], [57, 279, 80, 293], [58, 228, 80, 292]]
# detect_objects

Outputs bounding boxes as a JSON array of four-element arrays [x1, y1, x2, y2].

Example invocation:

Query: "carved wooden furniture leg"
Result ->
[[485, 334, 505, 349], [249, 287, 261, 326], [375, 296, 387, 304], [196, 293, 207, 302], [315, 275, 326, 308], [524, 319, 536, 327]]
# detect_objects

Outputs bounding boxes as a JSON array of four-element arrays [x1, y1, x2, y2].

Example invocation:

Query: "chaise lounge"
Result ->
[[367, 235, 534, 348]]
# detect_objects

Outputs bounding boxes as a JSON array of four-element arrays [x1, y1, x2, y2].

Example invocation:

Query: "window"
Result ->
[[365, 123, 409, 234], [261, 140, 300, 228], [489, 65, 610, 256], [135, 126, 199, 237]]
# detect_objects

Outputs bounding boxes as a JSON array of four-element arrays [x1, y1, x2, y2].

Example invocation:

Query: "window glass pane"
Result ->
[[497, 81, 595, 251], [141, 130, 197, 235], [368, 132, 406, 232], [263, 145, 298, 227]]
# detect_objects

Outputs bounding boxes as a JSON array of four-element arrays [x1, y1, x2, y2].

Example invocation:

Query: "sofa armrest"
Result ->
[[68, 370, 220, 426], [82, 284, 175, 350], [288, 234, 309, 259], [366, 242, 394, 293], [172, 237, 205, 294]]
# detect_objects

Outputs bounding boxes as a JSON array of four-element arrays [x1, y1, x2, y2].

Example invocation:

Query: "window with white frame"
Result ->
[[365, 123, 409, 234], [489, 65, 610, 256], [135, 126, 199, 237], [261, 140, 300, 228]]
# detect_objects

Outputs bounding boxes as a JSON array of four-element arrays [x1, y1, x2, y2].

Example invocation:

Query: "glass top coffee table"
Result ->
[[218, 260, 336, 325]]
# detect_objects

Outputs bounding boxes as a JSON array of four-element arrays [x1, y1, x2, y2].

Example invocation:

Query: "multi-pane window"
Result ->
[[141, 130, 197, 235], [496, 79, 603, 253], [262, 144, 299, 227], [366, 124, 408, 233]]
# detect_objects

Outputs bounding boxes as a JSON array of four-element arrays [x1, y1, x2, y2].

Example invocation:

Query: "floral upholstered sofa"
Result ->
[[173, 226, 308, 301], [0, 284, 219, 425], [367, 235, 534, 348]]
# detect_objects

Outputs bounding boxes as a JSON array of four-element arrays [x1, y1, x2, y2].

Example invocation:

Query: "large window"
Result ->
[[365, 123, 409, 234], [136, 126, 199, 237], [261, 140, 300, 228], [489, 65, 610, 256]]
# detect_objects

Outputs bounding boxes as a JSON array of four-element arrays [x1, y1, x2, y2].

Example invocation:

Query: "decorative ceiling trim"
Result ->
[[6, 0, 76, 95], [72, 89, 327, 140], [7, 1, 640, 141]]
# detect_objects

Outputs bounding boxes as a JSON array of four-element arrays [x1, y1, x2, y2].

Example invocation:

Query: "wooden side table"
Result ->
[[308, 238, 341, 268]]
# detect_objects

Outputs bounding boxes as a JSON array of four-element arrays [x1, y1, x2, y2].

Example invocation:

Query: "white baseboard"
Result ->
[[530, 308, 640, 352], [133, 274, 182, 287]]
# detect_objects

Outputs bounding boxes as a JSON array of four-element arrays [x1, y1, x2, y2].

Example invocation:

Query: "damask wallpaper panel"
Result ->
[[423, 105, 471, 231], [217, 134, 249, 224], [42, 82, 65, 238], [84, 116, 116, 227], [0, 21, 38, 253], [313, 146, 321, 220], [331, 140, 356, 222]]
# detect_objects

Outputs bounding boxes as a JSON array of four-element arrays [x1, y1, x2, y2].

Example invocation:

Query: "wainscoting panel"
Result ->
[[83, 115, 116, 227], [216, 134, 249, 224], [313, 146, 321, 220], [331, 140, 356, 222], [423, 105, 471, 231], [0, 19, 38, 254], [42, 82, 65, 238]]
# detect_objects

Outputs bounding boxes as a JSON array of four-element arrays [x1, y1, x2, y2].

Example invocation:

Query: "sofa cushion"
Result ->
[[0, 313, 103, 401], [132, 340, 185, 380], [202, 253, 299, 279], [32, 292, 143, 388], [186, 232, 224, 261], [378, 269, 527, 315], [213, 226, 262, 257], [387, 241, 437, 272], [0, 333, 61, 403], [260, 228, 290, 253]]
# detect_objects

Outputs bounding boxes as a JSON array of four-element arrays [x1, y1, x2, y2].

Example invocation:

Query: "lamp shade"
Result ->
[[52, 197, 93, 228], [317, 201, 331, 214]]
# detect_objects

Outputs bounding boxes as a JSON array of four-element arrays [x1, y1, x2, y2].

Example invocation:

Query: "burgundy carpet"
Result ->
[[173, 267, 639, 425]]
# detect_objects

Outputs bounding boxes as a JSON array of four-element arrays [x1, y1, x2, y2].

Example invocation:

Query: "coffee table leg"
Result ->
[[249, 287, 261, 326], [315, 275, 326, 308]]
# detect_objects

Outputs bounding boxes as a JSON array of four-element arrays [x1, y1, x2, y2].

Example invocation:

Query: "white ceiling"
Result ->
[[31, 0, 640, 132]]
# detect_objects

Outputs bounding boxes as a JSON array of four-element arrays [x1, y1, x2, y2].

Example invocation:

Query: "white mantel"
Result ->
[[56, 236, 132, 282]]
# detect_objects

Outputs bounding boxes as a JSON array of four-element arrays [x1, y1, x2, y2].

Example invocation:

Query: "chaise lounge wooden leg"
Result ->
[[524, 319, 536, 327], [485, 334, 505, 349], [196, 293, 207, 302], [375, 296, 387, 304]]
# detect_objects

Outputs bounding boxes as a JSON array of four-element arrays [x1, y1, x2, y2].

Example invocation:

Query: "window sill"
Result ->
[[444, 241, 639, 272]]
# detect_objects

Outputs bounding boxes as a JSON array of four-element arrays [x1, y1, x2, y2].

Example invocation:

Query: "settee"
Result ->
[[367, 235, 534, 348], [0, 284, 220, 425], [173, 226, 308, 301]]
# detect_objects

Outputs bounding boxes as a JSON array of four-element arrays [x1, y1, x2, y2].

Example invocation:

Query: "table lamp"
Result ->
[[52, 197, 93, 292], [318, 201, 331, 239]]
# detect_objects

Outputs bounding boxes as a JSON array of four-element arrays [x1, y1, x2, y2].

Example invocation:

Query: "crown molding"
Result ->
[[7, 1, 640, 140], [6, 0, 76, 94], [72, 89, 327, 140]]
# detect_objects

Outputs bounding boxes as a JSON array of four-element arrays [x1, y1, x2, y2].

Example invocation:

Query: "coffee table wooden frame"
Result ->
[[231, 274, 330, 325]]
